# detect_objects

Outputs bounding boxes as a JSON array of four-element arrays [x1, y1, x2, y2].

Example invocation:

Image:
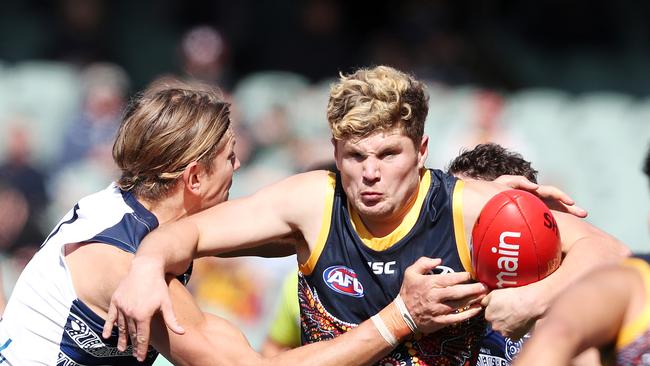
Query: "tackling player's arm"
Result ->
[[151, 277, 398, 366], [126, 170, 327, 277], [68, 239, 406, 365], [146, 258, 488, 364]]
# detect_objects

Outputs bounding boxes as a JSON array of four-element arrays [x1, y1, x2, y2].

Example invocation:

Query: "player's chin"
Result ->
[[356, 202, 391, 217]]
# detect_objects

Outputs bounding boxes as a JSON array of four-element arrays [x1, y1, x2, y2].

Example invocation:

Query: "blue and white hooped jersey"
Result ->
[[0, 183, 189, 365]]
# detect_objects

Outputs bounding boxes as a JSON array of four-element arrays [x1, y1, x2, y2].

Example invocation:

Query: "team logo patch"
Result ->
[[322, 265, 364, 298], [505, 333, 529, 361]]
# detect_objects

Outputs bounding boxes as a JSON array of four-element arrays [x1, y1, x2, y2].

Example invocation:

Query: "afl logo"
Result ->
[[323, 266, 364, 298]]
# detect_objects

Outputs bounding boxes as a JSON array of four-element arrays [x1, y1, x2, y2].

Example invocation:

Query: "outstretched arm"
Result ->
[[513, 263, 642, 365], [137, 257, 488, 363]]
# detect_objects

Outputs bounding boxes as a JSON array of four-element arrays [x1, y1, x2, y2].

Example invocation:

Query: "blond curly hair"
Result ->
[[327, 65, 429, 144]]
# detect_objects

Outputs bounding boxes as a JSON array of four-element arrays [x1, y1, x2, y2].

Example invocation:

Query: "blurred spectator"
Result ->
[[228, 71, 310, 198], [433, 89, 535, 169], [465, 90, 512, 146], [0, 179, 45, 310], [0, 122, 49, 217], [180, 25, 233, 91], [0, 120, 51, 308], [57, 62, 128, 169]]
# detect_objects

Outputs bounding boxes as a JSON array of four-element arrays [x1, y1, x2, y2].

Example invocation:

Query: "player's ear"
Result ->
[[182, 161, 202, 195], [417, 135, 429, 169]]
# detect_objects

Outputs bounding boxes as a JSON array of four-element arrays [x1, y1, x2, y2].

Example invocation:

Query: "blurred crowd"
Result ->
[[1, 0, 650, 355], [1, 53, 649, 349]]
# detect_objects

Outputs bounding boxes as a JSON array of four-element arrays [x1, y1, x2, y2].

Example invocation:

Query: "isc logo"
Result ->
[[368, 261, 396, 274], [323, 266, 364, 298]]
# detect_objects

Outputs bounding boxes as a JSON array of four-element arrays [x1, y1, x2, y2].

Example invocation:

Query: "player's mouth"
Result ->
[[361, 191, 382, 204]]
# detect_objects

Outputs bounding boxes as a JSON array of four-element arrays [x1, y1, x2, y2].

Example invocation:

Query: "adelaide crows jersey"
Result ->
[[298, 169, 486, 366], [0, 183, 191, 365]]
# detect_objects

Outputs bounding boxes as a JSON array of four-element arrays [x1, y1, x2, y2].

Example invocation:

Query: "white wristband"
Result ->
[[394, 294, 417, 333], [371, 314, 398, 347]]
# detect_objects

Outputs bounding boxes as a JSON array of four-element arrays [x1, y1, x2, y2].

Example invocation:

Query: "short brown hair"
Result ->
[[113, 80, 231, 201], [327, 65, 429, 144], [447, 143, 538, 183]]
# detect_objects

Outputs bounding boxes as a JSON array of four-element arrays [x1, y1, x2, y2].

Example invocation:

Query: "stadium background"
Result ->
[[0, 0, 649, 361]]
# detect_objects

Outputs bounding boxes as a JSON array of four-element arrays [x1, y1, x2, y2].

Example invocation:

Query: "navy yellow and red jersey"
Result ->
[[298, 168, 487, 366], [614, 256, 650, 365]]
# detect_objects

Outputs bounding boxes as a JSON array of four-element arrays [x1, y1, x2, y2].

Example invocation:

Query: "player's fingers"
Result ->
[[546, 200, 588, 218], [134, 318, 151, 362], [161, 298, 185, 335], [116, 311, 128, 352], [494, 175, 538, 190], [431, 271, 473, 287], [561, 203, 587, 218], [436, 282, 488, 301], [406, 257, 442, 275], [436, 304, 484, 324], [443, 292, 486, 311], [127, 317, 138, 357], [480, 292, 491, 307], [536, 185, 573, 205], [536, 185, 588, 218], [102, 302, 118, 339]]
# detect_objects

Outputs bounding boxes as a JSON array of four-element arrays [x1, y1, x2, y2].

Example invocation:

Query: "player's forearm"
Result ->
[[263, 318, 394, 366], [264, 298, 417, 366], [135, 219, 201, 276]]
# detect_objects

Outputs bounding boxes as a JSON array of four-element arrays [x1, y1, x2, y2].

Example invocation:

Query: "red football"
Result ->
[[471, 189, 562, 289]]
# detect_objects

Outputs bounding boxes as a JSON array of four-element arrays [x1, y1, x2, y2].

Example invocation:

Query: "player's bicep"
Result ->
[[193, 171, 327, 257], [151, 279, 261, 366]]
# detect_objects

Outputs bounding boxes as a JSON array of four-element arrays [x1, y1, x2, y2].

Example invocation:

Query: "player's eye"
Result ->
[[346, 152, 365, 161], [379, 150, 398, 159]]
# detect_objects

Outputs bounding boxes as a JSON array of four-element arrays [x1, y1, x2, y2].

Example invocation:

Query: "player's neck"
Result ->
[[138, 192, 188, 225]]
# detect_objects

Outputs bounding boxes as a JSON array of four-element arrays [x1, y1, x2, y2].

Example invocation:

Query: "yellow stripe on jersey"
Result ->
[[616, 258, 650, 349], [348, 170, 431, 251], [299, 172, 336, 275], [452, 180, 474, 277]]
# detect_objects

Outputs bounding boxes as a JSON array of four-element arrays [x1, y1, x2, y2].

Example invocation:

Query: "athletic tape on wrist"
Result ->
[[371, 314, 399, 347], [394, 294, 417, 333]]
